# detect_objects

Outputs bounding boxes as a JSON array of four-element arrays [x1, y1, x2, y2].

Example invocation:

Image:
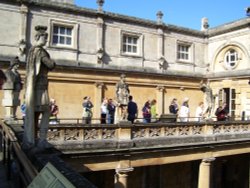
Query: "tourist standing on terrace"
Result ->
[[169, 98, 179, 114], [100, 98, 108, 124], [169, 98, 179, 122], [215, 102, 229, 121], [107, 98, 116, 124], [49, 98, 59, 124], [127, 95, 138, 123], [142, 100, 151, 123], [179, 98, 190, 122], [195, 102, 205, 122], [150, 99, 158, 122]]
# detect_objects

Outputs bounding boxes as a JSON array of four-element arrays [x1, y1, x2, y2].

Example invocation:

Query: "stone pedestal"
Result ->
[[198, 158, 215, 188], [159, 114, 177, 123], [116, 105, 128, 123], [2, 90, 20, 120]]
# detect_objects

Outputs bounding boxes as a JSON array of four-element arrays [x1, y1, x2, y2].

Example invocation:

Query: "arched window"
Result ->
[[224, 49, 238, 69]]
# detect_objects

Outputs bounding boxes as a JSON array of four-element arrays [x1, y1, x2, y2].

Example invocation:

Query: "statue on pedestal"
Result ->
[[200, 80, 215, 120], [2, 57, 22, 120], [23, 25, 56, 149], [115, 74, 130, 121]]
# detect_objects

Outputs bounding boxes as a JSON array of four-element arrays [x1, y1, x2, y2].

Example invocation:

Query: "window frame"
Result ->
[[120, 31, 143, 57], [176, 41, 193, 63], [224, 49, 239, 70], [49, 19, 78, 50]]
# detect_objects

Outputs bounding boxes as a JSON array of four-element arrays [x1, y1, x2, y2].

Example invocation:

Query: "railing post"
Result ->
[[204, 123, 214, 135], [2, 127, 6, 164], [117, 121, 132, 148], [7, 138, 11, 180]]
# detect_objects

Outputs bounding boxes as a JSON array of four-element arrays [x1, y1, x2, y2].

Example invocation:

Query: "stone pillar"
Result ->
[[115, 167, 133, 188], [96, 6, 104, 64], [19, 4, 28, 60], [94, 82, 104, 123], [156, 85, 165, 116], [198, 158, 215, 188]]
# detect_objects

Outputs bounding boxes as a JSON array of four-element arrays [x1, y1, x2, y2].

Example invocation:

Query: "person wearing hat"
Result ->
[[82, 96, 94, 124], [23, 25, 56, 149], [179, 97, 190, 122], [2, 56, 23, 119]]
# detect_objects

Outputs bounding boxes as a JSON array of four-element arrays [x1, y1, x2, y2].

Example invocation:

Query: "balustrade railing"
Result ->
[[47, 120, 250, 151]]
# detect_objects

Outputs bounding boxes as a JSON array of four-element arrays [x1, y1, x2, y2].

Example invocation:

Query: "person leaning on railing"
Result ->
[[215, 102, 229, 121]]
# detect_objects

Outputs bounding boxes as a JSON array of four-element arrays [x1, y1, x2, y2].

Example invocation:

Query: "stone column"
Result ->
[[198, 158, 215, 188], [96, 15, 104, 64], [115, 167, 133, 188], [19, 4, 28, 60], [94, 82, 104, 123], [156, 85, 165, 116]]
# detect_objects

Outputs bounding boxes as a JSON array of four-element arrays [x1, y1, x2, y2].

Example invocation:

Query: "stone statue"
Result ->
[[115, 74, 130, 121], [23, 25, 56, 149], [116, 74, 130, 106], [0, 69, 6, 90], [200, 80, 215, 119], [2, 57, 22, 120]]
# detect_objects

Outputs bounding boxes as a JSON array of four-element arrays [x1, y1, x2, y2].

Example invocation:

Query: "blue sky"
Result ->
[[75, 0, 250, 30]]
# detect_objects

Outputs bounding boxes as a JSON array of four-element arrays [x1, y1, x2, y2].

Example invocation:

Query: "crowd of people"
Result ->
[[168, 98, 229, 122], [19, 95, 229, 125]]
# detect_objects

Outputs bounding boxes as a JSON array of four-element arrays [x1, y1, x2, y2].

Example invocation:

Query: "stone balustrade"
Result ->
[[47, 120, 250, 151]]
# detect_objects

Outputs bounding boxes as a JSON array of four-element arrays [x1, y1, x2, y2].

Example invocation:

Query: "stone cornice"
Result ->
[[4, 0, 205, 37], [2, 0, 250, 39], [208, 17, 250, 37]]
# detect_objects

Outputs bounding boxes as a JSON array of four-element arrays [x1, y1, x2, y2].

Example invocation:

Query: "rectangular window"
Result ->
[[122, 35, 138, 54], [177, 44, 190, 61], [218, 88, 236, 119], [52, 25, 73, 47]]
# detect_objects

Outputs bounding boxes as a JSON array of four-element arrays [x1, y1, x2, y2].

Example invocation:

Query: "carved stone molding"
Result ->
[[95, 82, 104, 89], [115, 167, 134, 175], [20, 4, 28, 14], [156, 85, 165, 92], [202, 157, 216, 163]]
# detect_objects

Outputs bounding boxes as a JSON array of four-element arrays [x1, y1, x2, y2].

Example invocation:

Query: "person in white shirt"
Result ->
[[195, 102, 204, 122], [100, 98, 108, 124], [179, 98, 190, 122]]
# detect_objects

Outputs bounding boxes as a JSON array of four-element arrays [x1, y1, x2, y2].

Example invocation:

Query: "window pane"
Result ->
[[66, 37, 72, 45], [123, 45, 126, 52], [123, 36, 126, 43], [66, 28, 72, 35], [132, 46, 137, 53], [128, 37, 132, 43], [52, 36, 58, 44], [128, 45, 131, 52], [54, 26, 58, 34], [59, 36, 65, 44], [60, 27, 65, 34]]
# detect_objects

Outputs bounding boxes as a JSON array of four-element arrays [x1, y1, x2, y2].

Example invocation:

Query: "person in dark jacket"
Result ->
[[107, 98, 116, 124], [127, 95, 138, 123], [142, 100, 151, 123], [169, 98, 179, 114], [215, 102, 229, 121]]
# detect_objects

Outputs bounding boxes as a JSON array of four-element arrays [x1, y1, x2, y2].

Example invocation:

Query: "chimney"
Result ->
[[201, 17, 209, 31]]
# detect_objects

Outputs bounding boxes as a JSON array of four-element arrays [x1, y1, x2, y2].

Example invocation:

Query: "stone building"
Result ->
[[0, 1, 249, 120]]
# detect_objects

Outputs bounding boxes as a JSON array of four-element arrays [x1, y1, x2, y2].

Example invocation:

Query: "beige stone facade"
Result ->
[[0, 0, 250, 121]]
